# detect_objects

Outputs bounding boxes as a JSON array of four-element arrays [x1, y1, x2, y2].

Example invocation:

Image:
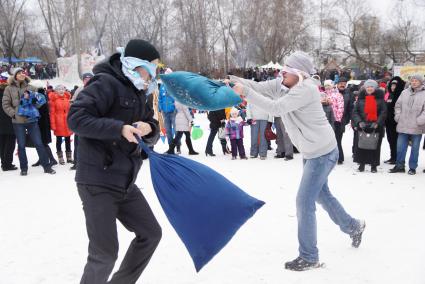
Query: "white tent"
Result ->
[[261, 61, 275, 69], [273, 62, 284, 70]]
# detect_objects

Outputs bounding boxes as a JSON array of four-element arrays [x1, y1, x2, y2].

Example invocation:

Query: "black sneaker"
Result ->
[[20, 170, 28, 176], [337, 161, 344, 165], [384, 159, 396, 165], [389, 166, 405, 173], [2, 165, 18, 171], [284, 257, 320, 271], [350, 220, 366, 248], [274, 153, 285, 159], [408, 169, 416, 175], [31, 161, 41, 167], [44, 167, 56, 174]]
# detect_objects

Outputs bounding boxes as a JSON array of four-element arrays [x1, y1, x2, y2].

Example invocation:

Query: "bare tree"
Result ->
[[0, 0, 27, 62], [37, 0, 72, 57], [324, 0, 384, 69]]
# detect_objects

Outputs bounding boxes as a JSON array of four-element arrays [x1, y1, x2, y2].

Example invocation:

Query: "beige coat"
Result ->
[[2, 76, 36, 124]]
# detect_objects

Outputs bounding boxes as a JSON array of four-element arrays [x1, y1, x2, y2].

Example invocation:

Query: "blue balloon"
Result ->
[[137, 137, 264, 271], [160, 71, 243, 111]]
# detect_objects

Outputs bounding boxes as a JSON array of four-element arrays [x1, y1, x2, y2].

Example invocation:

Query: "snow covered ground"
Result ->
[[1, 113, 425, 284]]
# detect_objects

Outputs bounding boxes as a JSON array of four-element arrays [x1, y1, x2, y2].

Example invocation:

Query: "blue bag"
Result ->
[[136, 136, 264, 271], [159, 71, 243, 111]]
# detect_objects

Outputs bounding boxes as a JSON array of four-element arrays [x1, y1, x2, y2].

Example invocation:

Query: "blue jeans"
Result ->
[[13, 122, 49, 170], [297, 148, 359, 262], [250, 120, 268, 158], [396, 133, 423, 170], [162, 111, 180, 145]]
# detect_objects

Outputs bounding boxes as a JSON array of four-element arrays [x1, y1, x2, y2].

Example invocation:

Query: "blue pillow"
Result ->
[[160, 71, 242, 111], [137, 137, 264, 271]]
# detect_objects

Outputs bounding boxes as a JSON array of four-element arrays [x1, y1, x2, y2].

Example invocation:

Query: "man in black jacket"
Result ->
[[68, 39, 162, 284], [0, 82, 17, 171]]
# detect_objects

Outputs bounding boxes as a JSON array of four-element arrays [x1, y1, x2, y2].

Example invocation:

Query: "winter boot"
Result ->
[[57, 151, 65, 165], [389, 165, 405, 173], [187, 139, 199, 155], [45, 146, 58, 166], [166, 142, 176, 155], [44, 166, 56, 174], [220, 140, 230, 154], [284, 257, 320, 271], [371, 166, 377, 173], [32, 160, 41, 167], [350, 220, 366, 248], [66, 151, 74, 163], [358, 163, 365, 172]]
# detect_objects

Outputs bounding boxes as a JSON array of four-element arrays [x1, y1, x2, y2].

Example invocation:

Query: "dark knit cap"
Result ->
[[339, 77, 348, 83], [124, 39, 160, 62]]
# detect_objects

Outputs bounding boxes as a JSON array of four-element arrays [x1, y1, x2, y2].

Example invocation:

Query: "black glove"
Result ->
[[358, 122, 366, 129], [19, 100, 23, 105], [220, 121, 225, 127], [31, 97, 37, 105], [247, 119, 253, 125]]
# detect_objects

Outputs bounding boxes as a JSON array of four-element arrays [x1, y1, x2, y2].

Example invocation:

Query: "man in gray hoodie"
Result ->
[[229, 51, 365, 271]]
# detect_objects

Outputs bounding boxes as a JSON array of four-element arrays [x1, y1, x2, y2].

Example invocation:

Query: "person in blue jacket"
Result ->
[[159, 68, 181, 152]]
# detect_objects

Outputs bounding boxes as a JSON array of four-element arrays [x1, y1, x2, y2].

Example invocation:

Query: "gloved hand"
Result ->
[[247, 119, 253, 125], [190, 121, 194, 127], [220, 121, 225, 127], [31, 97, 37, 105], [371, 122, 378, 129], [358, 122, 366, 129]]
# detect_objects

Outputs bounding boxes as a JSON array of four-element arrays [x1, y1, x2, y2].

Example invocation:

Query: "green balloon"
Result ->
[[191, 126, 203, 140]]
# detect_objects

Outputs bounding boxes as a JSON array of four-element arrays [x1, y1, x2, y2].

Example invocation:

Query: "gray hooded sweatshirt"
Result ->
[[230, 75, 336, 159]]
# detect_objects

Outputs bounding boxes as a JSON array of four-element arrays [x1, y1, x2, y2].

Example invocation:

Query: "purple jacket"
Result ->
[[225, 118, 246, 139]]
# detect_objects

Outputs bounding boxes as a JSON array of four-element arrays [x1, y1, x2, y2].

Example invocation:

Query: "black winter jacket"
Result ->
[[352, 89, 387, 133], [68, 53, 159, 192], [385, 76, 405, 126]]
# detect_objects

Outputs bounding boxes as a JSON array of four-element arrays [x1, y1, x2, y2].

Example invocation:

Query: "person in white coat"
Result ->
[[166, 101, 199, 155]]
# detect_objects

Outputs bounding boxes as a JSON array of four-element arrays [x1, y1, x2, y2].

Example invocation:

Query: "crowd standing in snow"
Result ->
[[1, 38, 425, 280]]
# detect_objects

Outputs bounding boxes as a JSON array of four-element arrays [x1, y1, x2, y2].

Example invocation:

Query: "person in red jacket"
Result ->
[[49, 85, 73, 164]]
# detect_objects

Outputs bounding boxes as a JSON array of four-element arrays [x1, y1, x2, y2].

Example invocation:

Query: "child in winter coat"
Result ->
[[166, 101, 199, 155], [17, 90, 45, 122], [225, 107, 247, 160], [49, 85, 73, 164]]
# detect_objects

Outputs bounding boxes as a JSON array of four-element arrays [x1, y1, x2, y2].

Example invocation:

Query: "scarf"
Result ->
[[364, 95, 378, 122]]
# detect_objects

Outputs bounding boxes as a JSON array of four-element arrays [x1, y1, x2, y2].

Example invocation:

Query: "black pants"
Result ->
[[0, 134, 16, 168], [56, 136, 71, 152], [385, 124, 398, 161], [74, 135, 79, 163], [77, 184, 162, 284], [334, 122, 344, 163], [230, 138, 246, 158], [205, 128, 219, 154]]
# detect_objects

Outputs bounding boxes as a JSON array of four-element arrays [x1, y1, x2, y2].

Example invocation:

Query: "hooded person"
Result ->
[[1, 67, 56, 175], [384, 76, 405, 164], [67, 39, 162, 284], [228, 51, 365, 271]]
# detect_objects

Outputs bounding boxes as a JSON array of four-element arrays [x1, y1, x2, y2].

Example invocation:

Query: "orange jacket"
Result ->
[[49, 91, 73, 137]]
